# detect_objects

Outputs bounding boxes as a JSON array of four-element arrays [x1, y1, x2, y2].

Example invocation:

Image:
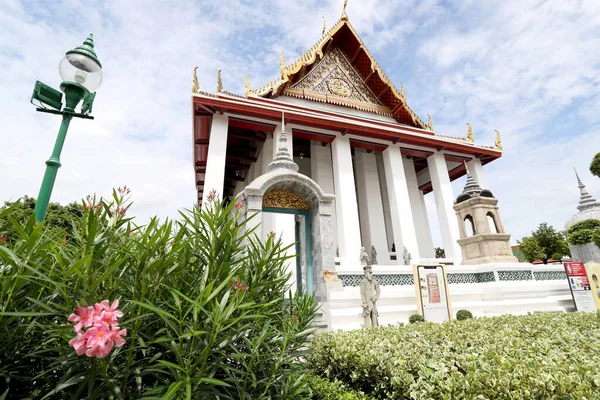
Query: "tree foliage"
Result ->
[[0, 195, 83, 243], [518, 223, 570, 264], [0, 190, 317, 399], [590, 152, 600, 178], [568, 219, 600, 246]]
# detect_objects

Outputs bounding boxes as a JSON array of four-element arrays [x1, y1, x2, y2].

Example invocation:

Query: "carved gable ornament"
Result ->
[[288, 47, 382, 107], [262, 190, 310, 210]]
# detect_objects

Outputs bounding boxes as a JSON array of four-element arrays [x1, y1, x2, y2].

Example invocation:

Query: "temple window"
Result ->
[[487, 212, 499, 233], [464, 215, 476, 236]]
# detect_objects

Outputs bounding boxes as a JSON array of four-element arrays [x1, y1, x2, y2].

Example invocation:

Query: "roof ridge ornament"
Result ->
[[216, 70, 223, 93], [341, 0, 349, 21], [192, 67, 200, 94], [494, 130, 502, 150], [400, 83, 406, 101], [322, 16, 327, 36], [427, 114, 433, 131], [268, 112, 299, 172], [466, 123, 474, 142], [280, 52, 286, 75], [244, 75, 252, 97]]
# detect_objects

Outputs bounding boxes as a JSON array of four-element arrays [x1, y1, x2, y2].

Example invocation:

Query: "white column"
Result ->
[[203, 114, 228, 206], [376, 153, 394, 256], [311, 141, 337, 254], [382, 146, 420, 263], [427, 151, 462, 262], [331, 136, 361, 268], [403, 157, 435, 258], [355, 150, 388, 261], [467, 158, 488, 189]]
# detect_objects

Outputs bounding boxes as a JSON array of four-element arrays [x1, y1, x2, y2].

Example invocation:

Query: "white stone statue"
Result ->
[[371, 245, 378, 265], [359, 246, 369, 266], [403, 246, 412, 265], [360, 265, 380, 328]]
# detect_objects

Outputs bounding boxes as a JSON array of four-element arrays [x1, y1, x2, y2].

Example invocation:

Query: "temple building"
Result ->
[[191, 5, 572, 328]]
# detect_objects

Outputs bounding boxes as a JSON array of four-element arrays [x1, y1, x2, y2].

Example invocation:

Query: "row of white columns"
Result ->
[[203, 113, 486, 267]]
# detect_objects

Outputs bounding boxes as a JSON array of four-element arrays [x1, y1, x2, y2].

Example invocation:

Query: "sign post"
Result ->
[[564, 261, 596, 312], [413, 264, 452, 322]]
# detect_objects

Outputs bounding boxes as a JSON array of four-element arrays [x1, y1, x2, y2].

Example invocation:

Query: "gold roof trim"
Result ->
[[248, 18, 429, 130], [283, 87, 394, 116]]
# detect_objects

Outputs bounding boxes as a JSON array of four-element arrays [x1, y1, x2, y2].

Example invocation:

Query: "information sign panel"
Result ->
[[413, 265, 452, 322], [564, 261, 596, 312]]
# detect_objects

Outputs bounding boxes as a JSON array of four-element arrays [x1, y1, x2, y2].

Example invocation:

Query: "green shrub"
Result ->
[[307, 313, 600, 399], [0, 190, 317, 399], [456, 309, 473, 320], [591, 152, 600, 178], [305, 374, 372, 399], [408, 314, 424, 324]]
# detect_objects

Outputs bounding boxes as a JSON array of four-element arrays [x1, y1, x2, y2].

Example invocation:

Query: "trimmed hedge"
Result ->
[[307, 313, 600, 399], [306, 374, 372, 399], [455, 309, 473, 320], [408, 314, 424, 324]]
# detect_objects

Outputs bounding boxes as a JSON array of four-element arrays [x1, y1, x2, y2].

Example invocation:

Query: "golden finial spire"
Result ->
[[280, 52, 286, 74], [244, 75, 252, 96], [341, 0, 349, 21], [427, 114, 433, 131], [192, 66, 200, 93], [216, 70, 223, 93], [466, 123, 474, 142], [400, 83, 406, 101], [322, 16, 327, 36], [494, 130, 502, 150]]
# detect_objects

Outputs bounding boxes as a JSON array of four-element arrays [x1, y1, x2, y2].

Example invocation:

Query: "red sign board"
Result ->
[[565, 262, 587, 277]]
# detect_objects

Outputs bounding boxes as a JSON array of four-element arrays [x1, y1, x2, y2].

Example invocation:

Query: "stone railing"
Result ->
[[336, 264, 567, 288]]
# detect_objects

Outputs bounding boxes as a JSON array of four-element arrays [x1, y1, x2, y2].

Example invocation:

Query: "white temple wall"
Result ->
[[354, 149, 389, 262], [403, 157, 435, 258], [311, 141, 337, 255], [327, 264, 574, 331]]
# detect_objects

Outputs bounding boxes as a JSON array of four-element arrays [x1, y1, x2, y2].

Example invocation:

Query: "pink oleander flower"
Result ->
[[234, 201, 244, 210], [94, 299, 124, 327], [268, 231, 276, 239], [0, 234, 7, 245], [68, 306, 96, 333], [68, 299, 126, 358]]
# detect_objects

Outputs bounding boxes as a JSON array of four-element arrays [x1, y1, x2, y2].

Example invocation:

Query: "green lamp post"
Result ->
[[31, 34, 103, 221]]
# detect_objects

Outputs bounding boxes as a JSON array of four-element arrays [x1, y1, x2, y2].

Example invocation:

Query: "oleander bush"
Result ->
[[408, 314, 424, 324], [307, 313, 600, 399], [0, 189, 317, 399], [455, 309, 473, 321]]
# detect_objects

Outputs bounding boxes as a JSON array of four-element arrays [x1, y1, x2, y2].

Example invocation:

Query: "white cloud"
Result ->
[[1, 0, 599, 250]]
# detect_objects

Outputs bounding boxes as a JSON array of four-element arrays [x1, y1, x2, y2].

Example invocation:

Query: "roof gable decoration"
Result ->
[[246, 9, 430, 130], [285, 46, 393, 114]]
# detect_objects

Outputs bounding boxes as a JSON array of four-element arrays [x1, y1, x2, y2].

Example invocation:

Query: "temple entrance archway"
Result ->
[[239, 171, 335, 300]]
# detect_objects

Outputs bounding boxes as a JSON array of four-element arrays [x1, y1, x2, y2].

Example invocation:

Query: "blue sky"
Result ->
[[1, 0, 599, 247]]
